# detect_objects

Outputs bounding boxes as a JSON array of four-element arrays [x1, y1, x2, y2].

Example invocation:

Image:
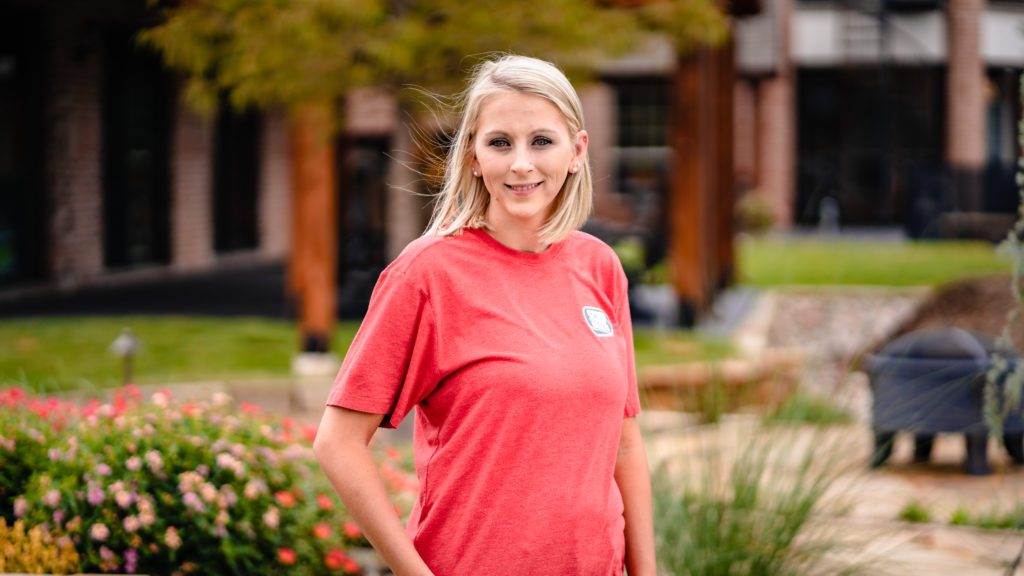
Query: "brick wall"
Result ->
[[756, 0, 795, 228], [171, 93, 215, 270], [47, 8, 104, 288], [259, 108, 292, 259]]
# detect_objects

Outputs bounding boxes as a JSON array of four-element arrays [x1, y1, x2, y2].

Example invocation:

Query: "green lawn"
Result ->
[[0, 316, 358, 393], [0, 316, 728, 393], [738, 236, 1009, 287]]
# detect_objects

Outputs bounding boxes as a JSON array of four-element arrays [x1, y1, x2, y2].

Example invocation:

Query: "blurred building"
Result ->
[[734, 0, 1024, 237], [1, 0, 1022, 311]]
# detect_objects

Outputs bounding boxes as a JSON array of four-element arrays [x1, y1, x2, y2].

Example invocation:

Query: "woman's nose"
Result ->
[[510, 147, 534, 173]]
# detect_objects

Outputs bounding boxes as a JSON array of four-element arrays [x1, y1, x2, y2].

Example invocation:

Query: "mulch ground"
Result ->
[[887, 275, 1024, 350]]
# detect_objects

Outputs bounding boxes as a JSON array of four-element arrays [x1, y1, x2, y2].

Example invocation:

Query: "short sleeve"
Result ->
[[614, 264, 641, 418], [325, 267, 441, 428]]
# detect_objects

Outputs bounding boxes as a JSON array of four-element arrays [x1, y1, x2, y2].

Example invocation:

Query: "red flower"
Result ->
[[343, 521, 362, 539], [324, 549, 346, 570], [278, 548, 297, 565], [316, 494, 334, 510], [275, 491, 296, 508], [301, 425, 318, 444], [240, 402, 263, 415], [313, 523, 331, 539], [343, 557, 360, 573]]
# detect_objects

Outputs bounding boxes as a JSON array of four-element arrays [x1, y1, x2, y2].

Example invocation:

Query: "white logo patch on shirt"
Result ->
[[582, 306, 614, 337]]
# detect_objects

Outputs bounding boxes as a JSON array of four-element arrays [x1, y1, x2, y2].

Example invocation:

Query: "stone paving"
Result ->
[[722, 288, 1024, 575]]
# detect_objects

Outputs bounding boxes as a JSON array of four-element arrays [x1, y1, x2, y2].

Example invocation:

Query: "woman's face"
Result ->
[[471, 92, 587, 234]]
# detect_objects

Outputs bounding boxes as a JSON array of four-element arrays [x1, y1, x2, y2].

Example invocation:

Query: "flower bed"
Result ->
[[0, 385, 417, 575]]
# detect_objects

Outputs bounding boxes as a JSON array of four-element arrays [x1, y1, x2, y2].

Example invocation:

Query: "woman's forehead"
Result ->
[[475, 92, 571, 134]]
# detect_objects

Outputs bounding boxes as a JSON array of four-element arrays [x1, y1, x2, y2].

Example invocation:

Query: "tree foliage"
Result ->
[[139, 0, 388, 114], [140, 0, 728, 116]]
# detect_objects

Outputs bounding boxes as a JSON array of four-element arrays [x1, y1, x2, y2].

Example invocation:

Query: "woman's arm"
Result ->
[[614, 416, 657, 576], [313, 406, 434, 576]]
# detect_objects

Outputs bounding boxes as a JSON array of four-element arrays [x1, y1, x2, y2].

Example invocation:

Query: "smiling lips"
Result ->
[[507, 182, 542, 193]]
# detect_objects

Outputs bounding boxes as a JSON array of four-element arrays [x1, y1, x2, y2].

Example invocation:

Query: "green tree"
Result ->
[[141, 0, 727, 349]]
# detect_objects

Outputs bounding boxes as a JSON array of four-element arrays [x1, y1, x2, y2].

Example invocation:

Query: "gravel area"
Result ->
[[761, 289, 928, 418]]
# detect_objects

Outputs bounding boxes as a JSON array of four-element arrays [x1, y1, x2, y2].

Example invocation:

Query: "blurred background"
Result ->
[[0, 0, 1019, 379]]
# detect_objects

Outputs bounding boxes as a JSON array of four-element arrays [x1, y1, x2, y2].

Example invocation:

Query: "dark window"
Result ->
[[213, 98, 261, 253], [615, 79, 670, 149], [101, 29, 172, 268], [796, 67, 945, 226], [0, 7, 47, 285], [337, 137, 390, 319]]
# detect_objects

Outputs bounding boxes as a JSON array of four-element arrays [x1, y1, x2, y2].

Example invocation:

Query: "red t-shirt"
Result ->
[[326, 227, 640, 576]]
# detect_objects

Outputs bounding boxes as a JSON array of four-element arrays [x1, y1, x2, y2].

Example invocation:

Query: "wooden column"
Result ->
[[670, 50, 713, 326], [714, 39, 736, 289], [290, 101, 338, 352], [669, 37, 736, 325]]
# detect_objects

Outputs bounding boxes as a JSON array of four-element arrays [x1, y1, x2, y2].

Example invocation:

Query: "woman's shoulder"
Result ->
[[384, 232, 472, 278], [564, 231, 622, 267]]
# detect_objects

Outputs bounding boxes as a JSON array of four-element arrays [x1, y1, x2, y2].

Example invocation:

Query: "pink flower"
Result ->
[[165, 526, 182, 550], [13, 496, 27, 518], [183, 492, 205, 513], [123, 515, 140, 533], [277, 548, 297, 565], [42, 489, 60, 507], [145, 450, 164, 473], [95, 463, 112, 476], [262, 506, 279, 529], [125, 548, 139, 574], [87, 484, 105, 506], [114, 490, 135, 509], [126, 456, 142, 471], [90, 522, 110, 541]]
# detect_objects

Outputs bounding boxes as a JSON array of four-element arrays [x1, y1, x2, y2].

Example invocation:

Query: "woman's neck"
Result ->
[[483, 214, 548, 253]]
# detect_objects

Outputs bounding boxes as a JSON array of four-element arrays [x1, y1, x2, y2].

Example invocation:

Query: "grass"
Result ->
[[949, 504, 1024, 531], [898, 501, 933, 524], [0, 316, 729, 393], [737, 236, 1009, 287], [765, 393, 854, 427], [632, 330, 733, 367], [0, 316, 359, 393]]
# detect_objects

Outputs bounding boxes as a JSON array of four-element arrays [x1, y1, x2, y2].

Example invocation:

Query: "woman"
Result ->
[[313, 55, 656, 576]]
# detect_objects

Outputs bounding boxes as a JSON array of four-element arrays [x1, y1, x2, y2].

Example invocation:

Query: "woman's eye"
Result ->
[[489, 139, 510, 148], [533, 137, 553, 146]]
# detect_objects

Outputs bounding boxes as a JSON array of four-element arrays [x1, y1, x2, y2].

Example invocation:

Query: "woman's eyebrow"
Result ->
[[480, 129, 559, 138]]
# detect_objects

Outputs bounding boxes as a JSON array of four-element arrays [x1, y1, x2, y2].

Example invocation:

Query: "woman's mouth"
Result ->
[[506, 182, 542, 193]]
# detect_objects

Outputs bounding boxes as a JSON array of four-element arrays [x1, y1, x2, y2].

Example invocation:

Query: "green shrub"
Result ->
[[1, 386, 416, 574], [736, 192, 776, 235], [898, 501, 932, 524]]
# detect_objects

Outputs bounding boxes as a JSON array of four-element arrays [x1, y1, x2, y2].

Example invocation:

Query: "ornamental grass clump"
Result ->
[[0, 385, 418, 575], [653, 422, 862, 576]]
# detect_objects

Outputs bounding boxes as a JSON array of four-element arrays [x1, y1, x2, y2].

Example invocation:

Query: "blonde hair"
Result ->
[[423, 55, 593, 245]]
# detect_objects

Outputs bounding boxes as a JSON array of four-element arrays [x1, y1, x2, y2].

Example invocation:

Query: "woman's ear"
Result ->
[[574, 130, 590, 165]]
